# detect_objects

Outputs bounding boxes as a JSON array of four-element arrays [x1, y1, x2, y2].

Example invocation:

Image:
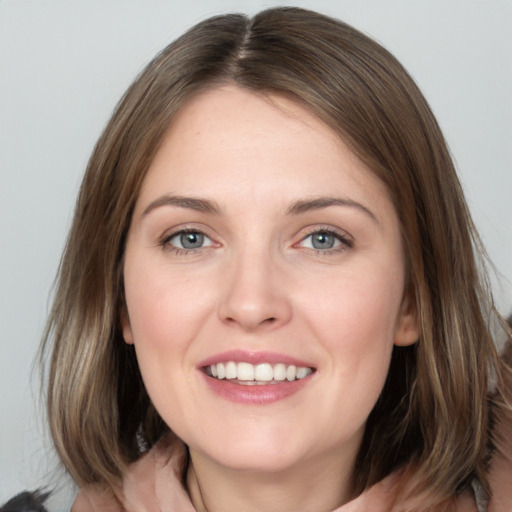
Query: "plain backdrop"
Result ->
[[1, 0, 511, 509]]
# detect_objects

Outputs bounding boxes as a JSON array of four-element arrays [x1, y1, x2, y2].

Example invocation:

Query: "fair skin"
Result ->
[[122, 85, 419, 512]]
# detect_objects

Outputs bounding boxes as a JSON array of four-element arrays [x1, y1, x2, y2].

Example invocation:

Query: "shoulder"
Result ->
[[339, 468, 480, 512], [71, 433, 189, 512], [72, 486, 124, 512]]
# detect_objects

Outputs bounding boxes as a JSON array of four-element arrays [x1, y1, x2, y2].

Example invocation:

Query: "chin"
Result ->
[[185, 425, 310, 473], [210, 445, 306, 474]]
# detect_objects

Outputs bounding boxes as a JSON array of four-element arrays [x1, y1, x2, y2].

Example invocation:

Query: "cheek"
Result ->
[[307, 263, 403, 340], [122, 256, 216, 387], [125, 256, 208, 336], [302, 261, 405, 387]]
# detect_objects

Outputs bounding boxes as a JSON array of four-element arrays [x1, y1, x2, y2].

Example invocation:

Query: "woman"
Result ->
[[41, 7, 511, 511]]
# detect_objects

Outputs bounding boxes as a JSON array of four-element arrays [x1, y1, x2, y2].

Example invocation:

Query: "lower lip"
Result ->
[[201, 373, 313, 404]]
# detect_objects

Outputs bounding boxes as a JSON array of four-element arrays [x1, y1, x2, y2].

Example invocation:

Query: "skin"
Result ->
[[122, 85, 419, 512]]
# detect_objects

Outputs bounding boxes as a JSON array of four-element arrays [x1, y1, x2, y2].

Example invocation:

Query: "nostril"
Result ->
[[224, 316, 277, 326]]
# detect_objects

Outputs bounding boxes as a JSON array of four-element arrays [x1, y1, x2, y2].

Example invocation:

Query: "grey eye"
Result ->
[[166, 230, 213, 250], [180, 231, 205, 249], [298, 230, 352, 252], [309, 232, 337, 249]]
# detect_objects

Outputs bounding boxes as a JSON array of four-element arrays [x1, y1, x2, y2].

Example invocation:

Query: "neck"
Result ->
[[186, 447, 358, 512]]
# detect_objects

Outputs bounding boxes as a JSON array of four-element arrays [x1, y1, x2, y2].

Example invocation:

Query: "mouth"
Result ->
[[198, 351, 316, 403], [203, 361, 314, 385]]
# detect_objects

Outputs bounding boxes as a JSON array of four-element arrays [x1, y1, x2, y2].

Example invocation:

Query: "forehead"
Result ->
[[136, 85, 393, 217]]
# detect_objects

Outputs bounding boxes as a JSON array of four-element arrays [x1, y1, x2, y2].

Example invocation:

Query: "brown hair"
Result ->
[[41, 6, 505, 504]]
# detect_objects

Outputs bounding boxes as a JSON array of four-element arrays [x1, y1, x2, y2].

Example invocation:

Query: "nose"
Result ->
[[217, 248, 292, 332]]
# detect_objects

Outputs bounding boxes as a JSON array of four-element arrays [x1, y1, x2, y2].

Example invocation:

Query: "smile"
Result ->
[[205, 362, 313, 384], [198, 351, 316, 403]]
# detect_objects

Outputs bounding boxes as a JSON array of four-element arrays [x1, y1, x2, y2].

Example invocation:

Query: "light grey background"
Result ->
[[1, 0, 511, 509]]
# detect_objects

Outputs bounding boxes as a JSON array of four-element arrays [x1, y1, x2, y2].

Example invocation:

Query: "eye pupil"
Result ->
[[180, 232, 204, 249], [312, 232, 335, 249]]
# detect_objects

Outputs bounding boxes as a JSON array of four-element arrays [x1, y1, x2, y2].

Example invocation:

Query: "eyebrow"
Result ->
[[142, 195, 222, 216], [286, 197, 378, 223], [142, 194, 377, 223]]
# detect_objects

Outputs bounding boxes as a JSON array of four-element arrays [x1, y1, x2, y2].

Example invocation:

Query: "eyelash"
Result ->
[[297, 227, 354, 255], [160, 228, 215, 256], [159, 227, 354, 255]]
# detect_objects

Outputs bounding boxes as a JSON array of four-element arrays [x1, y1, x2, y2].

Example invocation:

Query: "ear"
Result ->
[[394, 293, 420, 347], [120, 307, 134, 345]]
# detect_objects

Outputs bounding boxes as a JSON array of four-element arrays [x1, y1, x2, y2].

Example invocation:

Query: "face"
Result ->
[[122, 86, 418, 477]]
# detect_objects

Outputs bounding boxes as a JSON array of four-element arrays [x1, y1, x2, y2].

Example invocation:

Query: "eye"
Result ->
[[164, 229, 214, 251], [298, 229, 353, 252]]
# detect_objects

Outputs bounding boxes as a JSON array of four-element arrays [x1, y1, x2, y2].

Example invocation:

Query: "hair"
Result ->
[[1, 489, 50, 512], [41, 6, 506, 506]]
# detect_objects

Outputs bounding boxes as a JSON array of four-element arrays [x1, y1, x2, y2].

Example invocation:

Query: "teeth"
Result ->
[[237, 362, 255, 381], [207, 361, 312, 382], [296, 367, 309, 379], [217, 363, 226, 379], [273, 363, 286, 381], [225, 361, 237, 379], [254, 363, 273, 381]]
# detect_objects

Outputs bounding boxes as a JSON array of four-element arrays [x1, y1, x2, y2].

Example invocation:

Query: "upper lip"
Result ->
[[197, 350, 315, 369]]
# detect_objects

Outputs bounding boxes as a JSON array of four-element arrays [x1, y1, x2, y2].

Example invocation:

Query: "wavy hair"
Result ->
[[41, 6, 505, 505]]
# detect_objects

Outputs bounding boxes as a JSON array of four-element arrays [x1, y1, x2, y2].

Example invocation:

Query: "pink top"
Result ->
[[71, 433, 505, 512]]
